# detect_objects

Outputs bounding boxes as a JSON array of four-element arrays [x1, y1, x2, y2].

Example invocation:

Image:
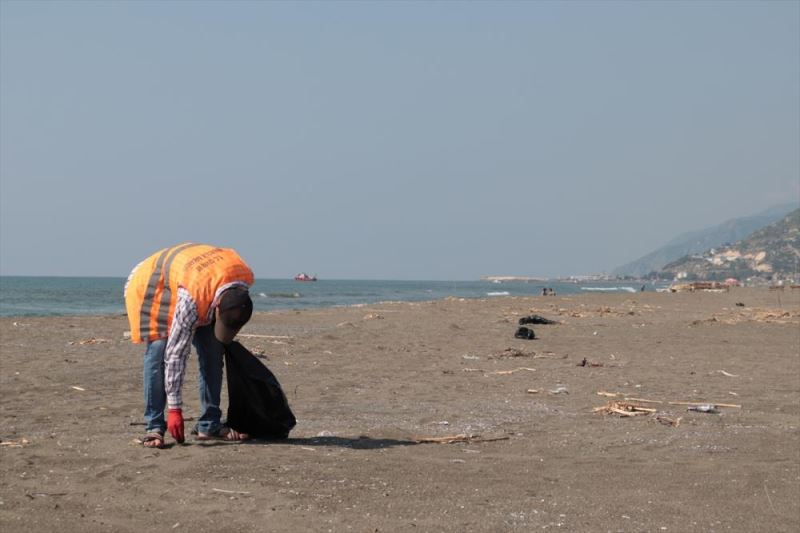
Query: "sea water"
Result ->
[[0, 277, 661, 317]]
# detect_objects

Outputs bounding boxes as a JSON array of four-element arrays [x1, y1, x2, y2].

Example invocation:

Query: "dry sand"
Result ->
[[1, 288, 798, 532]]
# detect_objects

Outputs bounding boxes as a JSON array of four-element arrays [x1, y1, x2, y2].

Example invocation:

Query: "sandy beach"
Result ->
[[1, 288, 798, 532]]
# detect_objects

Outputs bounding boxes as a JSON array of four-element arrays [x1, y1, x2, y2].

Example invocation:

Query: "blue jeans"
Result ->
[[142, 324, 225, 435], [143, 339, 167, 433]]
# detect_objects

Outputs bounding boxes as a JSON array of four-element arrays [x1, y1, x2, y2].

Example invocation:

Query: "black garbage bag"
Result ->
[[224, 341, 296, 439], [518, 315, 558, 325], [514, 326, 536, 340]]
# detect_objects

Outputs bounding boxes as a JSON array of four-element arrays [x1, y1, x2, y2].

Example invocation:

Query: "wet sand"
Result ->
[[1, 288, 798, 532]]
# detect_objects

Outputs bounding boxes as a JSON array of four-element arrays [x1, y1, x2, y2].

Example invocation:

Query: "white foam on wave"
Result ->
[[486, 291, 511, 296], [581, 287, 637, 293]]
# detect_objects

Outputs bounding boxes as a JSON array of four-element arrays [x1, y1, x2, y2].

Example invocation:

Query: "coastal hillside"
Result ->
[[612, 203, 798, 277], [658, 208, 800, 281]]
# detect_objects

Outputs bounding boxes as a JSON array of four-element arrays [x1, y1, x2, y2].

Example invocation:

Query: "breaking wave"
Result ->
[[259, 292, 302, 299], [580, 287, 637, 293]]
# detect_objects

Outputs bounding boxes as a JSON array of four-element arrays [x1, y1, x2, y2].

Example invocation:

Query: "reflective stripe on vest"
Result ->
[[137, 246, 171, 342], [153, 243, 203, 340], [138, 243, 200, 341]]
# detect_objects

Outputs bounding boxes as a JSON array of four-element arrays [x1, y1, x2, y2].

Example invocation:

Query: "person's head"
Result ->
[[214, 287, 253, 344]]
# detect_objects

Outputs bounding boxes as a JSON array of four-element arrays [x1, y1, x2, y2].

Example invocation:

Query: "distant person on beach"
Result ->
[[124, 244, 255, 448]]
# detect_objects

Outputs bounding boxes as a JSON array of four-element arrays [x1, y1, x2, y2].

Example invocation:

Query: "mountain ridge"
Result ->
[[612, 202, 799, 277], [658, 208, 800, 281]]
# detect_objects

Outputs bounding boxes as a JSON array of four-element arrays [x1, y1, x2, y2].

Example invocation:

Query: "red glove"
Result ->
[[167, 408, 185, 443]]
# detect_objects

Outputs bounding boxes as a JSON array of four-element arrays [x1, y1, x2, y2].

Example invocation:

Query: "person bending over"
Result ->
[[124, 243, 254, 448]]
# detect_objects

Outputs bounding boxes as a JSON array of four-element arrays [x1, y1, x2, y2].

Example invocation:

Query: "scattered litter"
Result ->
[[70, 386, 86, 391], [0, 438, 29, 447], [488, 367, 536, 375], [549, 386, 569, 394], [462, 368, 482, 372], [490, 348, 535, 359], [462, 354, 480, 360], [526, 389, 541, 394], [695, 308, 799, 326], [595, 392, 741, 409], [729, 391, 739, 396], [410, 434, 509, 444], [594, 401, 656, 417], [577, 358, 604, 367], [716, 370, 739, 377], [363, 313, 384, 320], [735, 302, 745, 307], [69, 338, 111, 345], [687, 404, 720, 414], [514, 327, 536, 340], [518, 315, 558, 325]]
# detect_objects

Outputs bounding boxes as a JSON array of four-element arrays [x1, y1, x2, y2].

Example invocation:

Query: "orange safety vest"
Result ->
[[125, 243, 254, 343]]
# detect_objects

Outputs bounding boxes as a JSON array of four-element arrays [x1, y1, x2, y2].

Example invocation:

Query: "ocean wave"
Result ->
[[259, 292, 302, 299], [580, 287, 637, 293], [486, 291, 511, 296]]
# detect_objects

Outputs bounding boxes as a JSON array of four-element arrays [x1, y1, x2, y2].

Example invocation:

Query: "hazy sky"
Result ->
[[1, 1, 798, 279]]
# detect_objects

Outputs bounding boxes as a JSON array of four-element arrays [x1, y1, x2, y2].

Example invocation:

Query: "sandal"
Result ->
[[141, 431, 165, 449], [196, 426, 250, 442]]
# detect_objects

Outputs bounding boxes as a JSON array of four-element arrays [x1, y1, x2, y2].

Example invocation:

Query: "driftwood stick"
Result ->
[[624, 397, 664, 404], [667, 401, 741, 408], [608, 407, 639, 416], [594, 401, 658, 416], [411, 434, 510, 444], [627, 405, 657, 413], [412, 434, 470, 444], [488, 367, 536, 375], [212, 488, 251, 495], [237, 334, 293, 339], [598, 391, 742, 408]]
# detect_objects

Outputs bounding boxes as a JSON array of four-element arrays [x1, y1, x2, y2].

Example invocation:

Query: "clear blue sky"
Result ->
[[1, 1, 798, 279]]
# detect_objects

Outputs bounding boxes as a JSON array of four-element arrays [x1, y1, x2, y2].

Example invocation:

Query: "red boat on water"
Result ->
[[294, 273, 317, 282]]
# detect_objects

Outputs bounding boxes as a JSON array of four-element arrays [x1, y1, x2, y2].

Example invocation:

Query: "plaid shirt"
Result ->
[[164, 281, 249, 408]]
